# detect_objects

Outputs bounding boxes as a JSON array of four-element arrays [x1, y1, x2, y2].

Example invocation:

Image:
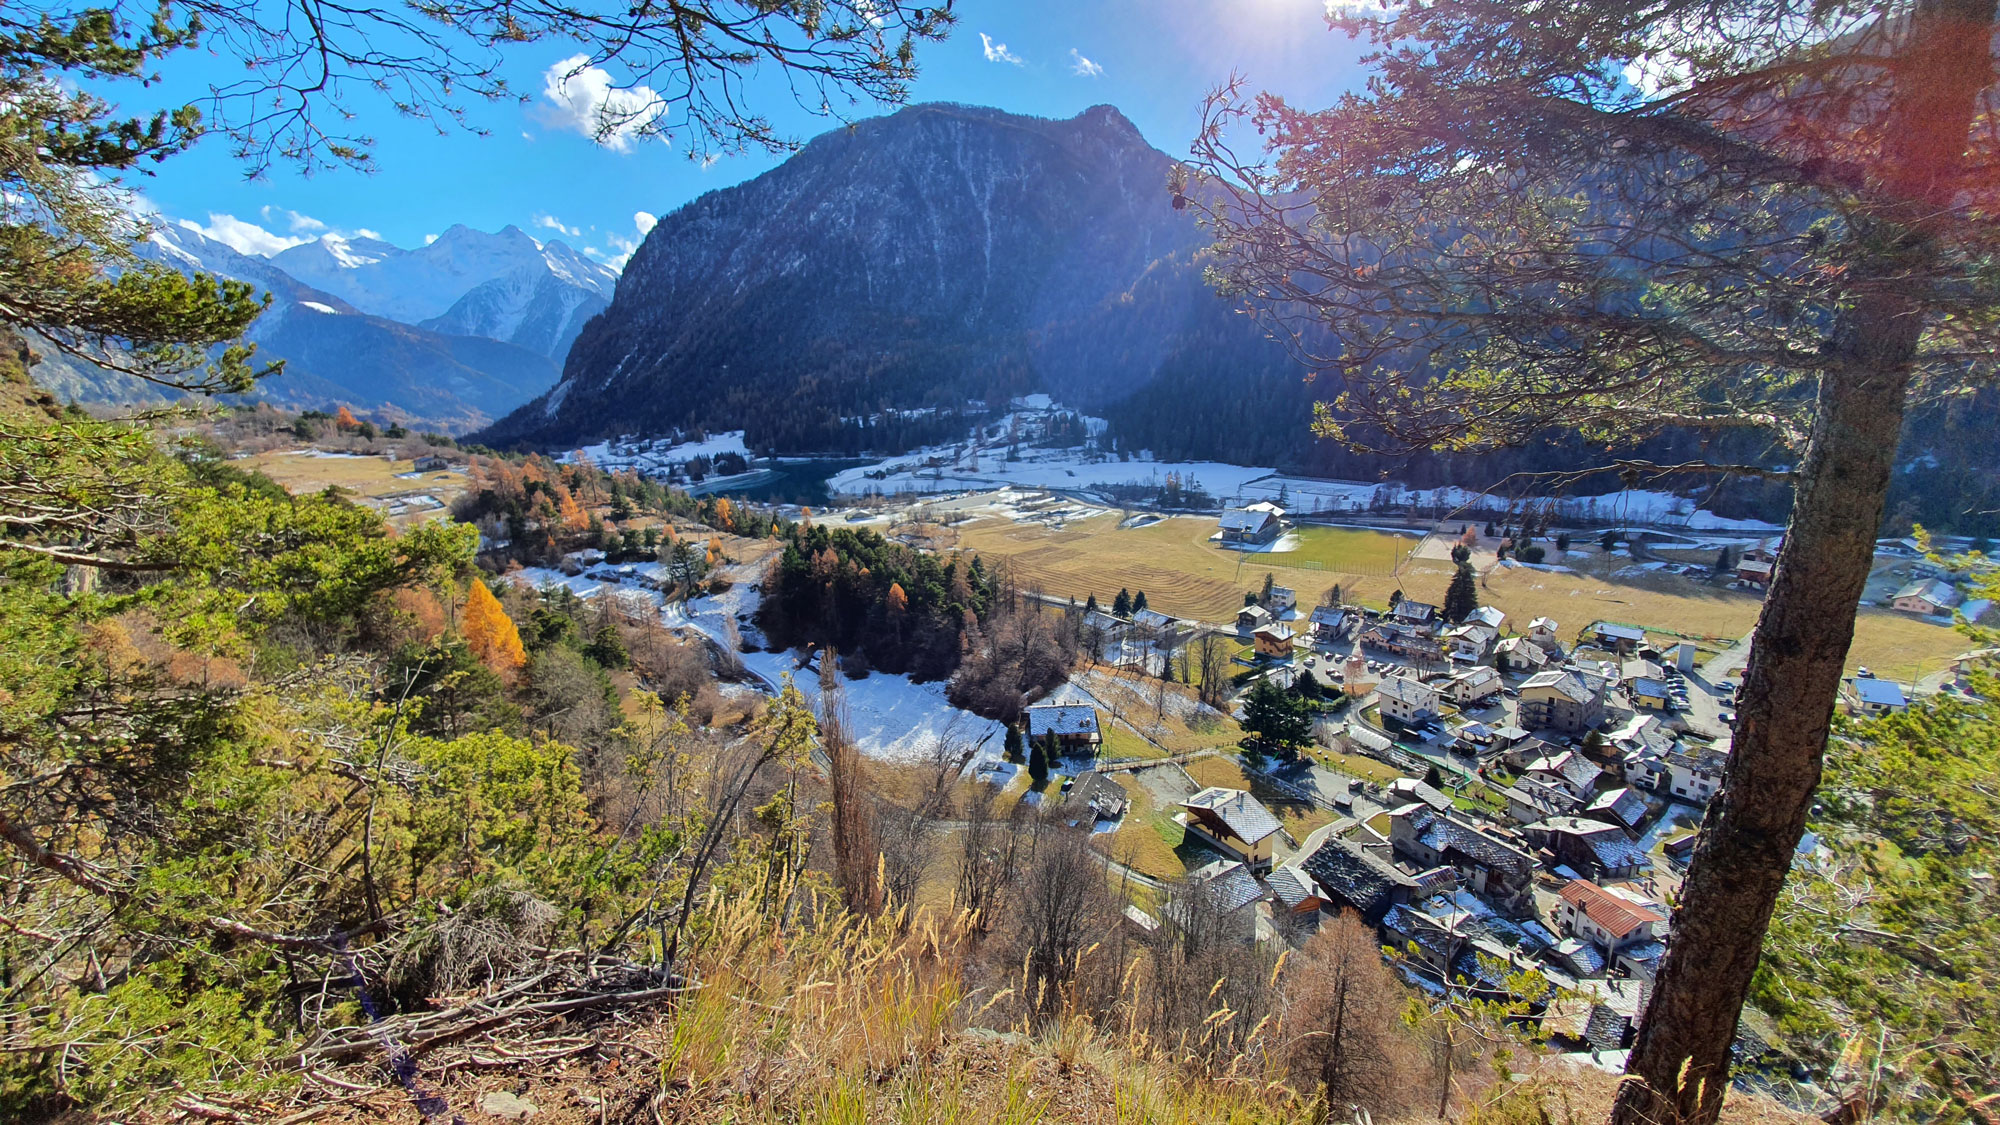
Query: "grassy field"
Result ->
[[960, 510, 1970, 678], [245, 450, 468, 501], [1262, 524, 1413, 574]]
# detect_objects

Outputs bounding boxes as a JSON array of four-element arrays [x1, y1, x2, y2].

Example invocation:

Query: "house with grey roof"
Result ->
[[1517, 669, 1606, 734], [1301, 836, 1419, 925], [1524, 817, 1653, 880], [1218, 506, 1282, 545], [1892, 577, 1962, 616], [1376, 675, 1441, 726], [1181, 787, 1285, 871], [1385, 803, 1538, 916], [1585, 787, 1651, 832], [1024, 704, 1102, 753]]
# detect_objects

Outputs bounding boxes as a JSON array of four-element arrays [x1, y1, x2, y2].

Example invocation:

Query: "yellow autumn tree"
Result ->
[[462, 580, 527, 674], [555, 485, 589, 535], [334, 405, 359, 429], [713, 497, 734, 531]]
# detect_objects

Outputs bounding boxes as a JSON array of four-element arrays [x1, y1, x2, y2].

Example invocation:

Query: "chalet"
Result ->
[[1024, 705, 1103, 753], [1523, 817, 1653, 880], [1556, 879, 1666, 956], [1736, 558, 1774, 588], [1628, 677, 1675, 711], [1438, 665, 1503, 706], [1527, 616, 1563, 653], [1587, 622, 1647, 655], [1502, 776, 1582, 823], [1385, 803, 1538, 916], [1843, 675, 1908, 716], [1517, 670, 1606, 734], [1238, 604, 1272, 633], [1585, 787, 1652, 832], [1467, 606, 1507, 630], [1131, 607, 1181, 633], [1376, 676, 1441, 726], [1442, 622, 1499, 660], [1181, 788, 1284, 871], [1065, 770, 1130, 823], [1176, 859, 1271, 942], [1307, 605, 1353, 645], [412, 454, 451, 472], [1741, 535, 1783, 564], [1218, 507, 1282, 546], [1252, 622, 1297, 659], [1301, 836, 1418, 924], [1264, 865, 1331, 932], [1266, 585, 1298, 614], [1392, 600, 1440, 627], [1495, 636, 1550, 673], [1627, 742, 1727, 804], [1892, 578, 1962, 616], [1521, 749, 1605, 802], [1362, 622, 1444, 663]]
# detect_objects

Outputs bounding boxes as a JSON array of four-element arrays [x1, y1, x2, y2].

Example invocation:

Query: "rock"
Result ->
[[478, 1090, 540, 1120]]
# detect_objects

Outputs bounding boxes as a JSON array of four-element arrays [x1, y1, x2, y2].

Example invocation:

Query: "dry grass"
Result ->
[[296, 891, 1815, 1125], [1183, 756, 1338, 842], [245, 449, 470, 502], [963, 511, 1967, 678]]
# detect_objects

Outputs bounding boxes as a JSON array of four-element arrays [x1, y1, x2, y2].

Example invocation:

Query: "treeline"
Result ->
[[452, 451, 785, 568], [758, 525, 1000, 681]]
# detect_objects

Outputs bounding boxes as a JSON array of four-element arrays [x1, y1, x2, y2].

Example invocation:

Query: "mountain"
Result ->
[[272, 222, 616, 336], [476, 103, 1300, 452], [418, 239, 614, 361], [60, 224, 566, 431]]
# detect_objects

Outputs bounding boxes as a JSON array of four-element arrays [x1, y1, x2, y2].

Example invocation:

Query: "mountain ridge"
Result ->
[[475, 102, 1301, 453]]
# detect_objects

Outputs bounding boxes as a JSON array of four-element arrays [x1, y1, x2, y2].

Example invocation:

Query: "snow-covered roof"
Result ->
[[1377, 676, 1439, 707], [1591, 622, 1647, 642], [1468, 606, 1506, 628], [1219, 508, 1276, 532], [1254, 622, 1296, 642], [1025, 704, 1100, 738], [1851, 677, 1908, 708], [1522, 669, 1597, 704], [1894, 578, 1962, 607]]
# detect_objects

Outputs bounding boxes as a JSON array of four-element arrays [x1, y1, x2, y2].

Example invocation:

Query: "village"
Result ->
[[467, 454, 1990, 1074]]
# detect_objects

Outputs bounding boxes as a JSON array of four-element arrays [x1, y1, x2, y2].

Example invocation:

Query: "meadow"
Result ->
[[957, 510, 1972, 680]]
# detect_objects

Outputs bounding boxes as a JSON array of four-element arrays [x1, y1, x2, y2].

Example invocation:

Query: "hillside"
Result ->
[[477, 103, 1301, 453]]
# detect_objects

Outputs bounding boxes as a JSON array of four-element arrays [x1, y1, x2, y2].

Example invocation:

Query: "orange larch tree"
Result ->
[[462, 579, 527, 674]]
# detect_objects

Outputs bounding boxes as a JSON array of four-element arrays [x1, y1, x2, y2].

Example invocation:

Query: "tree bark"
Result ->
[[1613, 5, 1994, 1122]]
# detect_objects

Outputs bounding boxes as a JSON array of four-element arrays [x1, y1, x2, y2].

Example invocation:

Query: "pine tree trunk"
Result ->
[[1612, 4, 1992, 1122]]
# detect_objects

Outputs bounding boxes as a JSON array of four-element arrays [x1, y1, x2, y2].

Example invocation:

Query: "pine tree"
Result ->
[[1028, 733, 1049, 784], [1443, 562, 1479, 624], [1084, 593, 1099, 614], [1133, 590, 1148, 613], [1113, 588, 1132, 617], [463, 580, 527, 674]]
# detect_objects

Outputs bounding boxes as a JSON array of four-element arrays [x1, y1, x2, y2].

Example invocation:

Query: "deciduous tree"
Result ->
[[1185, 3, 2000, 1118], [463, 579, 528, 674]]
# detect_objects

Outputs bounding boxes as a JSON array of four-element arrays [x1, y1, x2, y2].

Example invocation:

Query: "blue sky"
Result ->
[[130, 0, 1372, 267]]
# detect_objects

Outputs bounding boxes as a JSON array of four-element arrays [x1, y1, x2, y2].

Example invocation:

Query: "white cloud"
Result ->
[[353, 228, 383, 241], [424, 233, 438, 245], [537, 54, 666, 152], [582, 212, 656, 269], [1069, 49, 1103, 78], [260, 205, 327, 234], [1324, 0, 1401, 19], [176, 212, 313, 256], [534, 212, 582, 237], [979, 33, 1024, 66]]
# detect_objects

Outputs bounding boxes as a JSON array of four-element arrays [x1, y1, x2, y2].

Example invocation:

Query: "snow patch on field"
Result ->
[[508, 566, 1005, 762]]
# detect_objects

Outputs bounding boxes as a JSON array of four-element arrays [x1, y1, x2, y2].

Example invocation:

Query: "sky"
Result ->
[[125, 0, 1375, 268]]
